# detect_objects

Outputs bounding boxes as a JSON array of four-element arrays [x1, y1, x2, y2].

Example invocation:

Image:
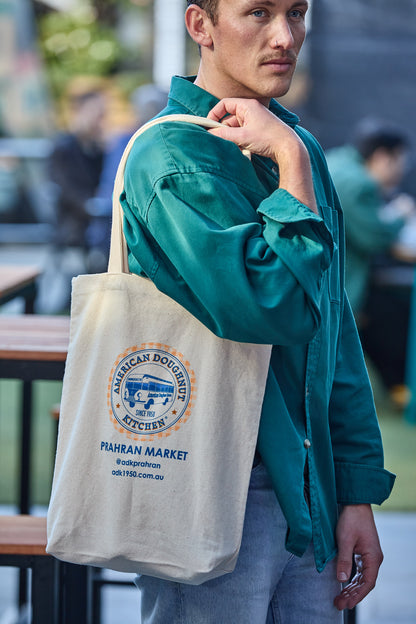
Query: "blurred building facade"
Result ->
[[303, 0, 416, 195]]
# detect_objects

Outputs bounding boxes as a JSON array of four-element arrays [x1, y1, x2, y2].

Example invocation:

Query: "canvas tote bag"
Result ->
[[47, 115, 272, 584]]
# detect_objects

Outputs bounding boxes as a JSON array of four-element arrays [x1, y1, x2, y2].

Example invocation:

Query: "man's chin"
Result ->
[[255, 76, 293, 101], [270, 80, 293, 100]]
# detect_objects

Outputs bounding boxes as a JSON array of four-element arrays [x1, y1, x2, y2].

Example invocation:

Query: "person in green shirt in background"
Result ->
[[327, 120, 416, 408], [121, 1, 395, 621]]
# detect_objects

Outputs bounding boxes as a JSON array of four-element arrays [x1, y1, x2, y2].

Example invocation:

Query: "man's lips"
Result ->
[[262, 58, 295, 70]]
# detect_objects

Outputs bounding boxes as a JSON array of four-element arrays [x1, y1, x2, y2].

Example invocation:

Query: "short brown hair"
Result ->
[[186, 1, 219, 24]]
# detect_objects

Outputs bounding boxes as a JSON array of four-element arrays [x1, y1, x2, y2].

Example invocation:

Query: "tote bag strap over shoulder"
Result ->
[[108, 114, 234, 275]]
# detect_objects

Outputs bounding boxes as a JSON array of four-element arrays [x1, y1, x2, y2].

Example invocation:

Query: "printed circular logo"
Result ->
[[108, 343, 196, 440]]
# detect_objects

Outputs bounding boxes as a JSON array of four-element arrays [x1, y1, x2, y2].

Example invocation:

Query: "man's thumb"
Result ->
[[337, 548, 353, 583]]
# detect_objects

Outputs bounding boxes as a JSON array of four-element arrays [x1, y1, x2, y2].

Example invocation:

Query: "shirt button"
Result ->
[[304, 439, 311, 449]]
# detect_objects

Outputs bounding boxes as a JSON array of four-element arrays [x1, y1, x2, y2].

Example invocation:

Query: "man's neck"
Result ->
[[193, 69, 271, 108]]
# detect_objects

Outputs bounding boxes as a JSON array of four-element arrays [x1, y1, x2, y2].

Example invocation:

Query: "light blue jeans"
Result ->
[[135, 462, 343, 623]]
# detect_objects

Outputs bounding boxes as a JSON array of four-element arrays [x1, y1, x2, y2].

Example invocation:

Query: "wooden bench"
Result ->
[[0, 515, 92, 624], [0, 515, 59, 622], [0, 314, 69, 514]]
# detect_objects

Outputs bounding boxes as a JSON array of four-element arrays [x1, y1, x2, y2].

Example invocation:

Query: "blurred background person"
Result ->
[[86, 83, 168, 272], [327, 118, 416, 408], [49, 79, 107, 251], [47, 77, 108, 308]]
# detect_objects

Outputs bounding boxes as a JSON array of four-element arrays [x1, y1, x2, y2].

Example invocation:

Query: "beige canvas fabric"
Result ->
[[47, 116, 272, 584]]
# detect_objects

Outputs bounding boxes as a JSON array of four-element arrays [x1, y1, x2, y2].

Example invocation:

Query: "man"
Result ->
[[49, 82, 107, 251], [48, 80, 107, 309], [121, 1, 395, 622], [326, 119, 412, 319], [327, 120, 416, 407]]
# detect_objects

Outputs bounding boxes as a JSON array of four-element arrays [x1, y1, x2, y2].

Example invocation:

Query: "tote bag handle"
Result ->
[[108, 114, 228, 275]]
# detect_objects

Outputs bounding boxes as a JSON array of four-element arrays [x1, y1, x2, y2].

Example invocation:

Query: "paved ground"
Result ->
[[355, 512, 416, 624], [0, 506, 415, 624]]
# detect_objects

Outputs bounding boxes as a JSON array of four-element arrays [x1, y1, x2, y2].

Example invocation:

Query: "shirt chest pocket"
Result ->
[[320, 204, 341, 304]]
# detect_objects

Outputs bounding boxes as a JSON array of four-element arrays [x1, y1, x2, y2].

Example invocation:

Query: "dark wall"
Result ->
[[303, 0, 416, 178]]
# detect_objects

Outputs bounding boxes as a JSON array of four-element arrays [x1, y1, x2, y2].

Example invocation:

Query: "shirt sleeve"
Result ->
[[328, 296, 396, 504], [123, 167, 334, 346]]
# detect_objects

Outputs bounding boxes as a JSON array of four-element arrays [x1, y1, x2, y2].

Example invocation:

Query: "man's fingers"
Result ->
[[207, 99, 239, 122], [334, 572, 374, 610], [336, 547, 353, 583], [334, 575, 363, 610], [207, 125, 244, 145], [334, 553, 381, 611]]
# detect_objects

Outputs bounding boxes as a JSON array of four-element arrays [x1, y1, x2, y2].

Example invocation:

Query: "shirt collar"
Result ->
[[168, 75, 300, 128]]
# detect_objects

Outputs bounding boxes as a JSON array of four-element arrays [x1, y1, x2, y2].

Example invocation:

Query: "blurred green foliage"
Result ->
[[38, 6, 120, 96], [36, 1, 152, 100]]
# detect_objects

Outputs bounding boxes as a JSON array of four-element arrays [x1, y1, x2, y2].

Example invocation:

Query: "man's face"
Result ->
[[378, 147, 408, 191], [201, 0, 308, 103]]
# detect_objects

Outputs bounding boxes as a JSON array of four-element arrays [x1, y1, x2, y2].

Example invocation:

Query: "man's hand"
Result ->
[[207, 98, 318, 214], [334, 504, 383, 611], [207, 98, 301, 161]]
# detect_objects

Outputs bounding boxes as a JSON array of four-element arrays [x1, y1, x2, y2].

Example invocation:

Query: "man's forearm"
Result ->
[[276, 141, 318, 214]]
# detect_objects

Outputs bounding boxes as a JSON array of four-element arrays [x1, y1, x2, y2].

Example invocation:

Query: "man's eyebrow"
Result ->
[[242, 0, 278, 7], [243, 0, 309, 8]]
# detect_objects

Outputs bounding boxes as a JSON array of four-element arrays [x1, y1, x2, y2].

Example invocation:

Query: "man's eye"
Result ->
[[252, 9, 266, 18], [289, 10, 305, 19]]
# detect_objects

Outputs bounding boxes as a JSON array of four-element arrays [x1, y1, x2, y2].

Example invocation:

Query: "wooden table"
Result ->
[[0, 265, 42, 313], [0, 315, 94, 622], [0, 515, 92, 623], [0, 515, 59, 622], [0, 314, 70, 609], [0, 314, 69, 380], [0, 315, 70, 513]]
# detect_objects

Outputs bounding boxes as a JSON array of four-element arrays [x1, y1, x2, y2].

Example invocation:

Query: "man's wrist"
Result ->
[[277, 144, 318, 214]]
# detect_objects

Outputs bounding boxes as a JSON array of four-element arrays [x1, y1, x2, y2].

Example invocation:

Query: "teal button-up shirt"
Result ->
[[121, 76, 395, 571]]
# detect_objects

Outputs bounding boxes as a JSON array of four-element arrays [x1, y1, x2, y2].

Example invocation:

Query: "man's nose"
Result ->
[[271, 19, 295, 49]]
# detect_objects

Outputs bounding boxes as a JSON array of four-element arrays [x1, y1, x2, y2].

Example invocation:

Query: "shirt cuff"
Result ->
[[258, 188, 335, 270], [335, 461, 396, 506]]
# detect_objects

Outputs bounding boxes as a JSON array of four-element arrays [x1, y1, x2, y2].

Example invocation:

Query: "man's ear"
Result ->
[[185, 4, 214, 48]]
